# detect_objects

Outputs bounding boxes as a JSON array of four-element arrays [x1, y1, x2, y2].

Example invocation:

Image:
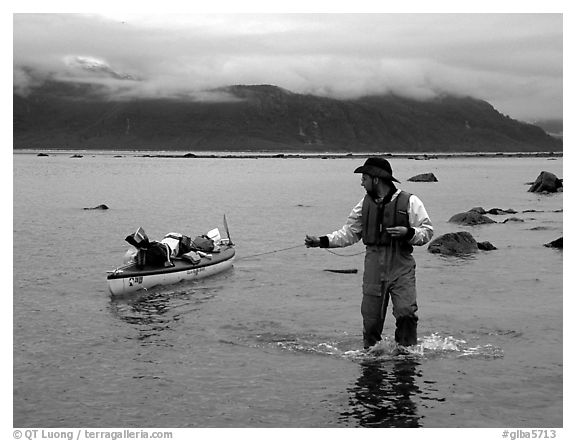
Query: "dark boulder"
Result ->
[[407, 172, 438, 182], [477, 241, 498, 251], [503, 217, 524, 223], [449, 211, 496, 225], [428, 232, 479, 255], [70, 154, 83, 158], [544, 237, 563, 249], [528, 171, 563, 193], [37, 153, 49, 157], [487, 208, 517, 215], [84, 204, 109, 210]]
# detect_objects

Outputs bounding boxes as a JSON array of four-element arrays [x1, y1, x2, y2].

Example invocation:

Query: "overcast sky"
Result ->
[[12, 11, 563, 122]]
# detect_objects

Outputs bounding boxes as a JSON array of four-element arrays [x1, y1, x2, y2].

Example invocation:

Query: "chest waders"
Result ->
[[360, 191, 418, 348]]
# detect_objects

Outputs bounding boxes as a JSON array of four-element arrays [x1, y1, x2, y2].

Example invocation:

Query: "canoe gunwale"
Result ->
[[107, 246, 235, 280], [106, 246, 235, 296]]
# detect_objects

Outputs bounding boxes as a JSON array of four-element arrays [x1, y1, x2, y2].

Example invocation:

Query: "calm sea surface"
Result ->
[[13, 151, 563, 428]]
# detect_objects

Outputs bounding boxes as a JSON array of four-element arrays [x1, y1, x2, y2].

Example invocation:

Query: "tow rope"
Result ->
[[236, 243, 364, 260], [236, 244, 306, 260]]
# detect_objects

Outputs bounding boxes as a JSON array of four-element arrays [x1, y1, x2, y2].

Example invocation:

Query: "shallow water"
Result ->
[[13, 152, 563, 427]]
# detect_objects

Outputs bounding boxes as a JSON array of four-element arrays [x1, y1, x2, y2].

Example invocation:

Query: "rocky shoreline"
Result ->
[[25, 150, 563, 159], [136, 151, 563, 160]]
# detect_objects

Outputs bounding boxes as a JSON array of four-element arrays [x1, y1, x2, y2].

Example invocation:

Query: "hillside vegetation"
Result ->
[[13, 82, 562, 152]]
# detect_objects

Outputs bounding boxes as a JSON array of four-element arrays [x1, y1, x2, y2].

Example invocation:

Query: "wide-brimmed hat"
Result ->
[[354, 157, 399, 182]]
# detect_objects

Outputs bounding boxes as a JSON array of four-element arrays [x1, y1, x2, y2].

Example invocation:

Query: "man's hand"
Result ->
[[305, 235, 321, 248], [386, 226, 408, 238]]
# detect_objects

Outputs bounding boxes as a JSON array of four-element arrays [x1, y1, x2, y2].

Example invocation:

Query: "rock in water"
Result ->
[[544, 237, 563, 249], [428, 232, 479, 255], [449, 212, 496, 225], [407, 173, 438, 182], [477, 241, 498, 251], [487, 208, 517, 215], [84, 204, 109, 210], [528, 171, 563, 193], [503, 217, 524, 223]]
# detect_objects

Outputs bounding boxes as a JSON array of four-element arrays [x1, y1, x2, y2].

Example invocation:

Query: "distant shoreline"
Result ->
[[15, 150, 563, 159], [137, 152, 563, 160]]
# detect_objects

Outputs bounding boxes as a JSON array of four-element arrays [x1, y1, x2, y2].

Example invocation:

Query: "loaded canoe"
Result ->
[[107, 245, 235, 296]]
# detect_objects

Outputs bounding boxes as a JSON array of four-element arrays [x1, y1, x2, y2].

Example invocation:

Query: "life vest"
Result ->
[[361, 190, 416, 295], [362, 190, 413, 251]]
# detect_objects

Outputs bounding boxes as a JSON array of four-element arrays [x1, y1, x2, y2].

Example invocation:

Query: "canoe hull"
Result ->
[[107, 246, 235, 296]]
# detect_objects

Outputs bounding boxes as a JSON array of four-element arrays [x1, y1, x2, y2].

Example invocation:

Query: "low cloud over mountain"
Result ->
[[13, 81, 562, 152]]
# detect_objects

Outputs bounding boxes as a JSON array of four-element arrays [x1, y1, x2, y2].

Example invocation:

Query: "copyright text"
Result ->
[[13, 429, 173, 441]]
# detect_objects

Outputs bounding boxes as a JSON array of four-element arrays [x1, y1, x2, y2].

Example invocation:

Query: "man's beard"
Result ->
[[366, 188, 380, 200], [366, 182, 397, 202]]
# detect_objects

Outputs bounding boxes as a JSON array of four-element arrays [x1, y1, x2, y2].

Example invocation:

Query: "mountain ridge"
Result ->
[[13, 82, 562, 152]]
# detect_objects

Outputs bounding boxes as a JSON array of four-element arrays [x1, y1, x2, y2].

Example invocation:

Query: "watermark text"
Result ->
[[502, 429, 557, 440], [13, 429, 173, 441]]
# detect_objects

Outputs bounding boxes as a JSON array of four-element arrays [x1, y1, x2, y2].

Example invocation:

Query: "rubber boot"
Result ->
[[361, 289, 391, 349], [362, 318, 384, 349], [395, 315, 418, 346], [361, 293, 388, 349]]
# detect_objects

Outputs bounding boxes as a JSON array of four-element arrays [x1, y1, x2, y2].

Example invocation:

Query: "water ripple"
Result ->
[[229, 331, 504, 362]]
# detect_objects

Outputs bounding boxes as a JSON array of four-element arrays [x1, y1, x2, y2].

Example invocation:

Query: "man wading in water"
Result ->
[[305, 157, 433, 353]]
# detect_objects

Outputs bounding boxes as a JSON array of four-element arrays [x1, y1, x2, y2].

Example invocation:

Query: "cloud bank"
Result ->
[[13, 13, 562, 120]]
